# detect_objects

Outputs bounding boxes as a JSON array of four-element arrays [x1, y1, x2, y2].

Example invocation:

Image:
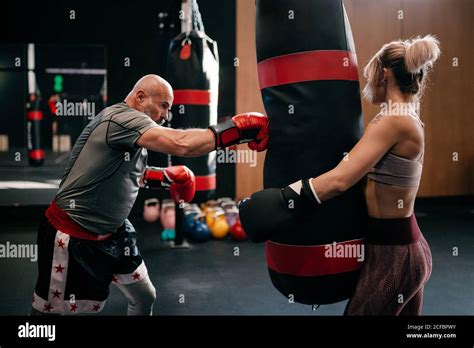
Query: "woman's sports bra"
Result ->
[[367, 113, 424, 187]]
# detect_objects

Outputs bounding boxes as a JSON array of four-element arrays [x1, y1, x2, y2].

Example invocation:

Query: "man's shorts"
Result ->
[[32, 214, 148, 314]]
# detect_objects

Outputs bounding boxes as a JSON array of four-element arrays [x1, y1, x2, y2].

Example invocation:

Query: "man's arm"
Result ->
[[136, 112, 269, 156], [136, 126, 215, 157]]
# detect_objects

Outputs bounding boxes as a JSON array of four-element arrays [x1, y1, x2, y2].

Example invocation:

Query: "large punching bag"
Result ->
[[167, 0, 219, 202], [256, 0, 367, 305]]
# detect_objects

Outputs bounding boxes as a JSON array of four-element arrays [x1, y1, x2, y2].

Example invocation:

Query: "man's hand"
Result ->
[[143, 165, 196, 203], [208, 112, 269, 152]]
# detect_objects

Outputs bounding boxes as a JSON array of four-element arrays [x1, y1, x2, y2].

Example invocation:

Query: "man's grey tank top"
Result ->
[[55, 102, 158, 235]]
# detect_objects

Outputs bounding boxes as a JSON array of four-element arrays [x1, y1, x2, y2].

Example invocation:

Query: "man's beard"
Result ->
[[143, 106, 165, 125]]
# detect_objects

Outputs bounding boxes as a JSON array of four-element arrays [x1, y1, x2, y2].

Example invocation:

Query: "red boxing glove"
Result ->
[[208, 112, 269, 152], [143, 166, 196, 203]]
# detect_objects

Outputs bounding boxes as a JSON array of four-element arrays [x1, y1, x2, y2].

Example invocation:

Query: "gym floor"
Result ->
[[1, 199, 473, 316]]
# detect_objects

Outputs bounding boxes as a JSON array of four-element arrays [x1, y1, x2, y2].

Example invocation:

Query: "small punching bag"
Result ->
[[167, 0, 219, 202], [256, 0, 367, 305]]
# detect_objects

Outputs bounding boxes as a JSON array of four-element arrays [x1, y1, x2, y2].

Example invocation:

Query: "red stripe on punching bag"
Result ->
[[29, 149, 45, 160], [195, 174, 216, 191], [173, 90, 212, 105], [266, 239, 364, 276], [27, 110, 43, 121], [258, 50, 359, 89]]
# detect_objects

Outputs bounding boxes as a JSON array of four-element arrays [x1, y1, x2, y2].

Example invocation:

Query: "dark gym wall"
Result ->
[[0, 71, 25, 148], [0, 0, 236, 198], [236, 0, 474, 199]]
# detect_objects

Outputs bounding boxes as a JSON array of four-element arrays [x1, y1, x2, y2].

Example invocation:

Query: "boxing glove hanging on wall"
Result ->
[[167, 0, 219, 202], [256, 0, 367, 305]]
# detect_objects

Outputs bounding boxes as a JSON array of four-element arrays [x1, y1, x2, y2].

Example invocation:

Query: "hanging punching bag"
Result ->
[[167, 2, 219, 202], [26, 92, 44, 167], [26, 44, 44, 167], [256, 0, 367, 305]]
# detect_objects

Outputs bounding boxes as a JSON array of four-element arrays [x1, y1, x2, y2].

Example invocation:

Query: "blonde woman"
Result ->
[[239, 35, 440, 315], [342, 35, 440, 315]]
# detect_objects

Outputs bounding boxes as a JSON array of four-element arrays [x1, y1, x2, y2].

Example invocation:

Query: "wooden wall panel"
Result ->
[[235, 0, 266, 199], [344, 0, 403, 126], [402, 0, 474, 196]]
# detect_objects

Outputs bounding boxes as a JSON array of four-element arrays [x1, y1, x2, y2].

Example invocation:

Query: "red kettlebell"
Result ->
[[230, 220, 247, 241]]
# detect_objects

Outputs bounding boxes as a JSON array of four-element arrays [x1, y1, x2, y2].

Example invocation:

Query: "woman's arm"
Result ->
[[310, 115, 407, 202], [238, 115, 409, 242]]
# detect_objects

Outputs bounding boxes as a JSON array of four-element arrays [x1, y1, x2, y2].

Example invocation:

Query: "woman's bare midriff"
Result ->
[[364, 177, 418, 219]]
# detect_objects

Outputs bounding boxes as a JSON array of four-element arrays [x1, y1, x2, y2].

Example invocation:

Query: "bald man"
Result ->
[[31, 75, 269, 315]]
